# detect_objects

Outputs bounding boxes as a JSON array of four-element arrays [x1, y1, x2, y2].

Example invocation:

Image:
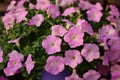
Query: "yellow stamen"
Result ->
[[13, 61, 17, 65]]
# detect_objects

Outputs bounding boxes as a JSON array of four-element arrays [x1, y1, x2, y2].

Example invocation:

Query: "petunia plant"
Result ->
[[0, 0, 120, 80]]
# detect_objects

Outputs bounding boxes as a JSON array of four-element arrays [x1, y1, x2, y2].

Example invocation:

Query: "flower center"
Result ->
[[72, 35, 76, 40], [105, 30, 109, 35], [92, 14, 96, 18], [50, 9, 55, 14], [36, 17, 40, 21], [51, 61, 57, 67], [50, 42, 55, 47], [88, 48, 92, 54], [71, 56, 76, 60], [13, 61, 17, 65]]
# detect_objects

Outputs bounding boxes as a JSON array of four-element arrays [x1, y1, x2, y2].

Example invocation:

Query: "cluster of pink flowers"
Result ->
[[42, 20, 101, 79], [41, 0, 120, 80], [0, 47, 34, 77], [1, 0, 120, 80], [3, 50, 34, 76]]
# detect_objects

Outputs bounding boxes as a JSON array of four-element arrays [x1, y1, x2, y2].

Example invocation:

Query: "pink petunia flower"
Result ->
[[0, 47, 3, 63], [35, 0, 50, 11], [51, 25, 67, 37], [65, 73, 83, 80], [76, 19, 94, 35], [2, 13, 15, 30], [4, 59, 22, 76], [87, 8, 103, 22], [25, 54, 34, 74], [110, 64, 120, 80], [64, 50, 83, 68], [109, 5, 120, 18], [6, 0, 28, 23], [79, 2, 102, 11], [45, 56, 64, 75], [42, 35, 62, 54], [62, 7, 76, 16], [47, 4, 60, 19], [81, 43, 100, 62], [4, 50, 24, 76], [79, 0, 93, 10], [83, 70, 101, 80], [14, 7, 28, 23], [108, 36, 120, 51], [103, 50, 120, 66], [98, 25, 117, 42], [29, 14, 44, 27], [64, 26, 84, 48]]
